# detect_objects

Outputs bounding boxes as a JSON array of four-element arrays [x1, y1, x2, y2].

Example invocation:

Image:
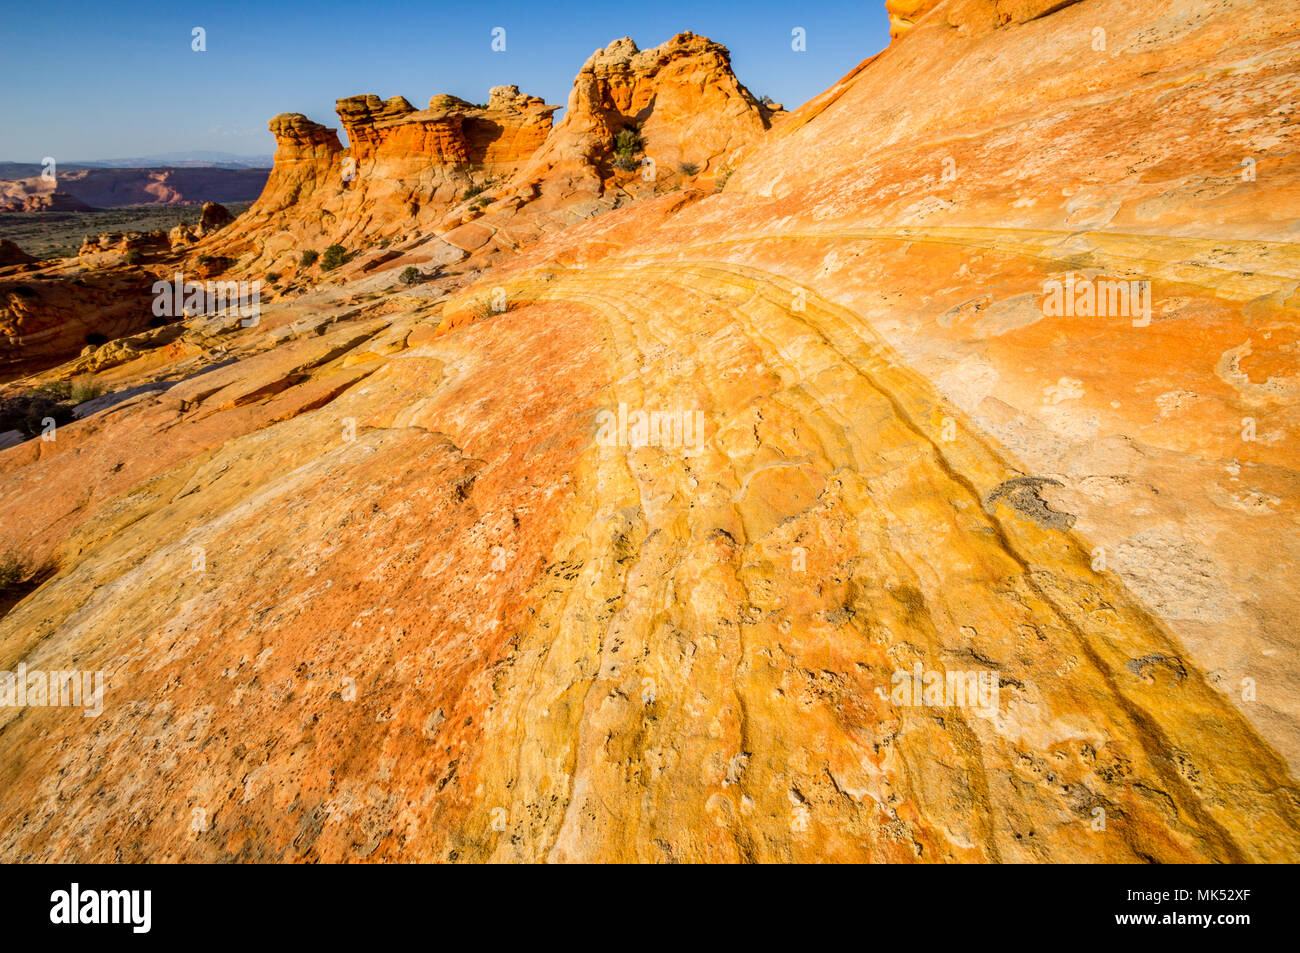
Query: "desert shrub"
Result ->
[[124, 249, 142, 265], [0, 553, 26, 590], [266, 271, 280, 284], [613, 128, 641, 157], [612, 155, 639, 172], [0, 390, 75, 439], [36, 380, 72, 400], [399, 266, 421, 286], [471, 299, 498, 321], [759, 94, 775, 106], [299, 249, 319, 268], [463, 185, 485, 201], [714, 165, 734, 192], [320, 244, 346, 271], [680, 161, 701, 176], [70, 375, 102, 404]]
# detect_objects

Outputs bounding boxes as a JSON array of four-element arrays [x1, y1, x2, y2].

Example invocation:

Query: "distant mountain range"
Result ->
[[0, 165, 270, 212], [0, 152, 273, 178]]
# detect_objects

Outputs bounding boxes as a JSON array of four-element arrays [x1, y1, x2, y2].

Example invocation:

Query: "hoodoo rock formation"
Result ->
[[1, 0, 1299, 863], [207, 88, 559, 269], [168, 201, 237, 247], [432, 32, 781, 257], [515, 32, 778, 199], [204, 32, 777, 271]]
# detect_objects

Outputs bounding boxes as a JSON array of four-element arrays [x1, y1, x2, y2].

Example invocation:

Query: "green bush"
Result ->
[[36, 380, 72, 400], [612, 155, 639, 172], [0, 552, 26, 590], [70, 375, 103, 404], [399, 266, 421, 286], [463, 185, 485, 201], [680, 161, 700, 176], [299, 249, 319, 268], [613, 129, 641, 157], [320, 245, 346, 271], [0, 390, 75, 439]]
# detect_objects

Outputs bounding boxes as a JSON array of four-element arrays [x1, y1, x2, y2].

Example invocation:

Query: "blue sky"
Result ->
[[1, 0, 890, 163]]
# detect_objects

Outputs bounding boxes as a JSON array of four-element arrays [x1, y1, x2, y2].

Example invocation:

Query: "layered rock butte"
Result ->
[[207, 85, 559, 267], [205, 32, 780, 273], [1, 1, 1299, 863]]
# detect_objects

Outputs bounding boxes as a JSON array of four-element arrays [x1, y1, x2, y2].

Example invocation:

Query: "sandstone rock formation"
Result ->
[[206, 89, 558, 269], [0, 239, 35, 267], [205, 33, 777, 272], [168, 202, 236, 247], [77, 230, 169, 258], [0, 0, 1298, 864], [530, 32, 776, 188], [431, 32, 780, 258], [0, 267, 161, 378]]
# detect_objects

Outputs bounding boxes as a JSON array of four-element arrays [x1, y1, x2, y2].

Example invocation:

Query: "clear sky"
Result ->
[[1, 0, 890, 163]]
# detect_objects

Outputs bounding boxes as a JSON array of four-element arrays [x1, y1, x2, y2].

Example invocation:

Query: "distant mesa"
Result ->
[[0, 190, 96, 213], [0, 167, 270, 212]]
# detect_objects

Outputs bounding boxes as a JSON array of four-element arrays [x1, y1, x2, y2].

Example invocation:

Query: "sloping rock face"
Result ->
[[886, 0, 1084, 38], [1, 0, 1299, 864], [207, 90, 558, 269]]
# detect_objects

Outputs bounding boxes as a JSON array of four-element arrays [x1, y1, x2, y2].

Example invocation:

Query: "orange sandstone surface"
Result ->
[[1, 3, 1299, 862]]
